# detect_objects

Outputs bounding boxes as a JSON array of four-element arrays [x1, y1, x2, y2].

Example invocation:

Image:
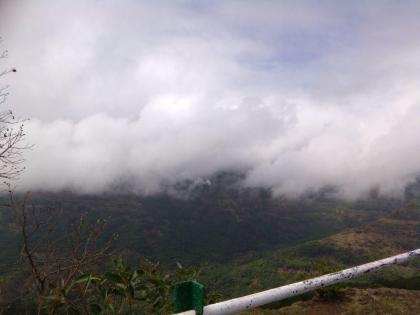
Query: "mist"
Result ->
[[1, 0, 420, 199]]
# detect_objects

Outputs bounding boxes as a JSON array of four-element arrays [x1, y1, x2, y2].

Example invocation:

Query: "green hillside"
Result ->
[[0, 182, 399, 268], [1, 179, 420, 313], [201, 199, 420, 313]]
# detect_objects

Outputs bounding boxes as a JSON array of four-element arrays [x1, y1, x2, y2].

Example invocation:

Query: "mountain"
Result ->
[[321, 198, 420, 258], [201, 197, 420, 313], [0, 172, 402, 267], [1, 175, 420, 313]]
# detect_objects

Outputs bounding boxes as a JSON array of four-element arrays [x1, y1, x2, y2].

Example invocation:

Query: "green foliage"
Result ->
[[40, 258, 200, 315], [0, 179, 396, 266], [2, 180, 420, 313]]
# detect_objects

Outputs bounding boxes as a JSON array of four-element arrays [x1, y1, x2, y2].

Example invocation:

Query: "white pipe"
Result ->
[[199, 249, 420, 315]]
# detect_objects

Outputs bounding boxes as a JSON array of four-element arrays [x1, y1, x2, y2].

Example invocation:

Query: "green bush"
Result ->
[[35, 258, 199, 315]]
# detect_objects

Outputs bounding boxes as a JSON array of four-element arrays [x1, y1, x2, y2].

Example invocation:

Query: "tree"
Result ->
[[4, 193, 200, 314], [0, 37, 27, 181], [0, 38, 202, 314]]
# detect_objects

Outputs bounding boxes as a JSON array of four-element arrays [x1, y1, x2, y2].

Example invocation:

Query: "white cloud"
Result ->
[[1, 0, 420, 198]]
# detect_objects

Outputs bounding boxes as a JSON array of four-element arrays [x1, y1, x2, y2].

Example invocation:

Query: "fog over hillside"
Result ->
[[1, 0, 420, 198]]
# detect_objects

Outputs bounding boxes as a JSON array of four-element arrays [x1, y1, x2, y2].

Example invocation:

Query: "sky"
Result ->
[[0, 0, 420, 198]]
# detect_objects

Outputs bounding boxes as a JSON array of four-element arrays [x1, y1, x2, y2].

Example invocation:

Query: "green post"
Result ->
[[172, 280, 204, 315]]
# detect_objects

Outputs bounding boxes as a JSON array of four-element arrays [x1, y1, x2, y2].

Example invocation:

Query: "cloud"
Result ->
[[1, 0, 420, 198]]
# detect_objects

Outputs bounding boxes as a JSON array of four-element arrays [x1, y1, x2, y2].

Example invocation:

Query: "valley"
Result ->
[[1, 178, 420, 313]]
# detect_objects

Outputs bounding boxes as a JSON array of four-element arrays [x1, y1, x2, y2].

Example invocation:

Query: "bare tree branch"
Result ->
[[0, 38, 29, 181]]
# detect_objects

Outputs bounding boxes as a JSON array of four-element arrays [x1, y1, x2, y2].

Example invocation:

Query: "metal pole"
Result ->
[[172, 281, 205, 315], [174, 248, 420, 315]]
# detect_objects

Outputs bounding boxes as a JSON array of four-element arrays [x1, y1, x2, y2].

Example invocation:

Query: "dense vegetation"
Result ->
[[1, 175, 420, 313], [2, 173, 402, 265]]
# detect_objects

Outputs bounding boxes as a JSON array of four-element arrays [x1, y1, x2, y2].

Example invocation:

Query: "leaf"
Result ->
[[128, 284, 135, 299], [115, 283, 127, 291], [99, 287, 109, 300], [75, 273, 92, 283], [152, 296, 162, 306], [109, 287, 125, 297], [104, 272, 123, 283], [64, 282, 75, 295], [90, 303, 102, 315]]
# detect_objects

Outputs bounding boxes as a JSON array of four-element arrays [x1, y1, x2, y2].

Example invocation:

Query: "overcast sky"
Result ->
[[1, 0, 420, 198]]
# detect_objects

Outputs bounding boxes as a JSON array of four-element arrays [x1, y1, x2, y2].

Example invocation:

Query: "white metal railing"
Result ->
[[174, 248, 420, 315]]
